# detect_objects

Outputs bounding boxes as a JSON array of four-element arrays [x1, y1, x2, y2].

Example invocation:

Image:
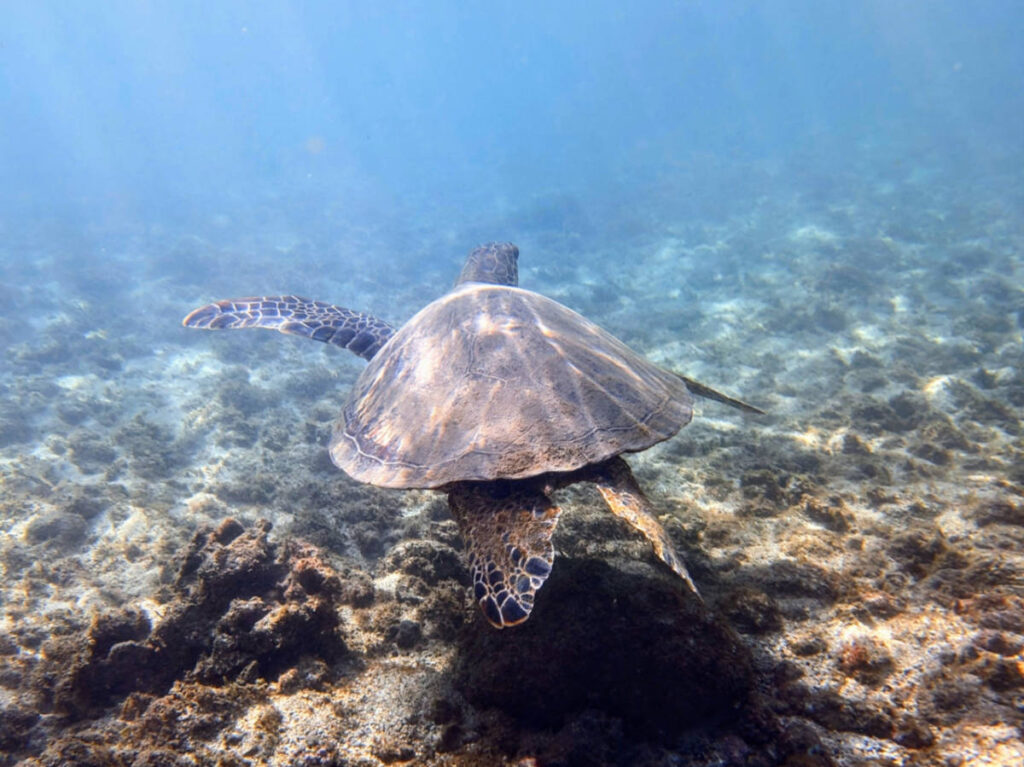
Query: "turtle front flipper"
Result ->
[[448, 481, 561, 628], [590, 456, 701, 597], [182, 296, 395, 361]]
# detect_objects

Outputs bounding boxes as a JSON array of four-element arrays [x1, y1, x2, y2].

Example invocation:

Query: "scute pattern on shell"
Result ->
[[330, 283, 694, 488]]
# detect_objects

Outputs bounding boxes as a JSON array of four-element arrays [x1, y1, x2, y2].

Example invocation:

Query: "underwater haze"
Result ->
[[5, 2, 1021, 232], [2, 2, 1023, 765]]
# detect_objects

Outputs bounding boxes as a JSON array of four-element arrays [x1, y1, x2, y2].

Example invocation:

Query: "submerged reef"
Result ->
[[7, 460, 1021, 766], [2, 164, 1024, 764], [0, 517, 825, 766]]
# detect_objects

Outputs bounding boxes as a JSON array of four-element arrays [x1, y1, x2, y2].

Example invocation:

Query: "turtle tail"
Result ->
[[182, 295, 395, 361]]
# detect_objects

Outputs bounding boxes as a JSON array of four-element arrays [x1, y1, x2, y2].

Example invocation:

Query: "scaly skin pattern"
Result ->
[[448, 480, 560, 628], [446, 456, 699, 628], [183, 295, 395, 360]]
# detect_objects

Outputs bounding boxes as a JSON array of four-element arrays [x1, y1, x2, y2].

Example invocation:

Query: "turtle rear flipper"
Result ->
[[448, 482, 561, 628], [183, 295, 395, 361], [675, 374, 765, 415], [590, 457, 701, 597]]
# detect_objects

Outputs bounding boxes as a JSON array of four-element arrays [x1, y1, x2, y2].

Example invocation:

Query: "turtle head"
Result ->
[[456, 242, 519, 287]]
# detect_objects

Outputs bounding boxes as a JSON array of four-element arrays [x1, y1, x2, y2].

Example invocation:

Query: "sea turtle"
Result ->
[[183, 243, 761, 628]]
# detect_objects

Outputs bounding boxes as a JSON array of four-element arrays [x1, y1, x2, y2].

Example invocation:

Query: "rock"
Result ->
[[840, 433, 870, 455], [862, 592, 904, 618], [919, 418, 972, 451], [979, 657, 1024, 692], [971, 630, 1024, 656], [893, 717, 936, 749], [381, 539, 466, 586], [888, 530, 947, 578], [973, 500, 1024, 527], [740, 469, 787, 505], [719, 586, 783, 634], [24, 511, 88, 547], [1, 404, 35, 446], [760, 560, 839, 602], [67, 432, 117, 474], [0, 704, 40, 753], [416, 583, 467, 641], [803, 498, 851, 533], [836, 637, 894, 685], [29, 519, 350, 720], [43, 608, 155, 718], [453, 558, 753, 740], [216, 377, 278, 415], [116, 415, 188, 480], [65, 492, 106, 520], [923, 675, 982, 723], [911, 442, 951, 465], [792, 636, 828, 657], [371, 737, 416, 763], [782, 684, 894, 739], [387, 619, 423, 649], [336, 568, 376, 607], [887, 392, 929, 432]]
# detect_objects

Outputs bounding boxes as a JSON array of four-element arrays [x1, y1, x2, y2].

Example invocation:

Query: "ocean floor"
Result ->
[[1, 156, 1023, 765]]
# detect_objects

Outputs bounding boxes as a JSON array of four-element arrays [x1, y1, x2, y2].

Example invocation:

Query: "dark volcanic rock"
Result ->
[[381, 538, 466, 586], [116, 415, 190, 480], [67, 432, 118, 474], [453, 557, 753, 740], [889, 530, 947, 579], [781, 683, 895, 739], [0, 704, 40, 753], [973, 499, 1024, 527], [740, 468, 787, 505], [836, 637, 895, 686], [31, 519, 349, 721], [803, 498, 851, 533], [0, 407, 34, 447], [759, 560, 839, 602], [44, 609, 156, 717], [24, 510, 88, 547], [719, 586, 783, 634]]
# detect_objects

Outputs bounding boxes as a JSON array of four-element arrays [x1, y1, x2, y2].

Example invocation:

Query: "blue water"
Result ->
[[2, 3, 1024, 764], [4, 1, 1021, 240]]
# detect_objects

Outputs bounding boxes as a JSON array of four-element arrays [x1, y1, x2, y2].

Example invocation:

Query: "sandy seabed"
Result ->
[[1, 154, 1022, 766]]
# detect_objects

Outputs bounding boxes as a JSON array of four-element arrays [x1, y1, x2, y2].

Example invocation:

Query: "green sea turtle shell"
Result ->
[[330, 283, 694, 489]]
